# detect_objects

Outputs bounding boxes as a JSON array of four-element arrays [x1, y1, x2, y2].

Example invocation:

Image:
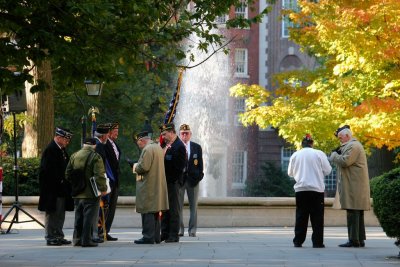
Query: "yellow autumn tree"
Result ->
[[230, 0, 400, 153]]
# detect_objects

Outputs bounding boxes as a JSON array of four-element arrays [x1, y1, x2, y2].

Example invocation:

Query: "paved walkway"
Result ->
[[0, 227, 399, 267]]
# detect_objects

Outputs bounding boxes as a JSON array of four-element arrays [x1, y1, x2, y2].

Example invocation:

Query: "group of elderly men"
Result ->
[[38, 121, 204, 246], [38, 123, 121, 247]]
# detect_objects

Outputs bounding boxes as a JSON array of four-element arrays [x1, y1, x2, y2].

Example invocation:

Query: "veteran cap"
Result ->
[[94, 124, 110, 136], [179, 124, 191, 131], [83, 137, 96, 146], [55, 127, 73, 139], [134, 131, 150, 141], [160, 123, 175, 133], [334, 125, 350, 137]]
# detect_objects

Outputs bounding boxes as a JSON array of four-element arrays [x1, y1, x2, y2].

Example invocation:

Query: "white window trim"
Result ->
[[232, 150, 247, 189], [234, 48, 249, 77], [235, 1, 248, 19]]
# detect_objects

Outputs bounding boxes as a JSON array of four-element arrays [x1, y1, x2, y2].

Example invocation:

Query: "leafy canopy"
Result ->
[[0, 0, 273, 94], [230, 0, 400, 153]]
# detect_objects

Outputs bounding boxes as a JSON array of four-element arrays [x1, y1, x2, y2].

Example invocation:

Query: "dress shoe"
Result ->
[[82, 241, 98, 247], [165, 238, 179, 243], [293, 243, 302, 248], [58, 239, 72, 245], [47, 239, 62, 246], [106, 234, 118, 241], [189, 233, 196, 237], [338, 241, 360, 247], [134, 238, 154, 244], [313, 244, 325, 248], [92, 238, 104, 243], [160, 235, 167, 242], [178, 233, 184, 237], [360, 241, 365, 247]]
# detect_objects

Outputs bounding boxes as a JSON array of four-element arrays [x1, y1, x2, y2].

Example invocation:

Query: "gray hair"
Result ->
[[338, 128, 352, 138]]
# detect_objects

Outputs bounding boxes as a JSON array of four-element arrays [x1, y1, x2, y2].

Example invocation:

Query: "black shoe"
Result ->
[[360, 241, 365, 247], [47, 239, 62, 246], [338, 241, 360, 247], [165, 238, 179, 243], [92, 238, 104, 243], [134, 238, 154, 244], [293, 243, 302, 247], [313, 244, 325, 248], [58, 238, 72, 245], [178, 233, 184, 237], [82, 241, 98, 247], [160, 235, 167, 243], [106, 234, 118, 241], [189, 233, 196, 237]]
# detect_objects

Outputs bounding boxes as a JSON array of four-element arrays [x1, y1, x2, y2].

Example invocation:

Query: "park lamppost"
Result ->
[[76, 80, 103, 146]]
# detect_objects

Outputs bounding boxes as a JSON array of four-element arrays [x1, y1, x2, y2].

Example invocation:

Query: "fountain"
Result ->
[[175, 50, 233, 197]]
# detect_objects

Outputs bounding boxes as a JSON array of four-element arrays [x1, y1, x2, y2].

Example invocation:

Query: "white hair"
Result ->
[[338, 128, 352, 137]]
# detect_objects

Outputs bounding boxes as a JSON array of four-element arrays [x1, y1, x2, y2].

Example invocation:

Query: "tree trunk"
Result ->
[[22, 60, 54, 158]]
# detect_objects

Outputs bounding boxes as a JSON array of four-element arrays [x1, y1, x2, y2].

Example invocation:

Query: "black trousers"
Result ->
[[73, 198, 99, 246], [346, 209, 366, 243], [141, 213, 160, 242], [161, 182, 180, 240], [105, 183, 119, 234], [293, 191, 325, 246]]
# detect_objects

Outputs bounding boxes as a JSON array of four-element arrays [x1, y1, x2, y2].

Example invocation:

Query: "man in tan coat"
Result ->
[[133, 131, 169, 244], [330, 126, 370, 248]]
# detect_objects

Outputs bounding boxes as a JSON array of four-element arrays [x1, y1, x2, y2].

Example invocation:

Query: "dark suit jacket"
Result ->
[[185, 141, 204, 187], [38, 140, 74, 212], [164, 137, 186, 184], [105, 139, 121, 185]]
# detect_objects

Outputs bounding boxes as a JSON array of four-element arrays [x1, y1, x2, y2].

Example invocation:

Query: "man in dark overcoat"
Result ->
[[103, 122, 121, 241], [38, 127, 74, 246], [160, 123, 187, 243]]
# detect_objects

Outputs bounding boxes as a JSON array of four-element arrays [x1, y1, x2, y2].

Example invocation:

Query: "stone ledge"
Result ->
[[0, 196, 380, 229]]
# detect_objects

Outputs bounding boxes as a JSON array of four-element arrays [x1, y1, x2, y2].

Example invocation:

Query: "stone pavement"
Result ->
[[0, 227, 399, 267]]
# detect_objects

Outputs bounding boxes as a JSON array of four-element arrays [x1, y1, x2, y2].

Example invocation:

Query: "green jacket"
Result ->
[[65, 146, 107, 198]]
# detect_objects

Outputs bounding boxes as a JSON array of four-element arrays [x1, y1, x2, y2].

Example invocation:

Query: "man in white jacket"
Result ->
[[288, 134, 332, 248]]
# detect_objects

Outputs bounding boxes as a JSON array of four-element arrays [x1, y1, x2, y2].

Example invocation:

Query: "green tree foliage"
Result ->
[[370, 167, 400, 240], [245, 162, 295, 197], [230, 0, 400, 154], [0, 0, 274, 94]]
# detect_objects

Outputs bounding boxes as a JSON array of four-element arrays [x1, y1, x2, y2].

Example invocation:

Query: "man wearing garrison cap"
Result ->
[[159, 123, 187, 243], [102, 122, 121, 241], [91, 124, 112, 242], [330, 125, 371, 248], [132, 131, 168, 244], [178, 124, 204, 237], [38, 127, 74, 246], [65, 137, 108, 247]]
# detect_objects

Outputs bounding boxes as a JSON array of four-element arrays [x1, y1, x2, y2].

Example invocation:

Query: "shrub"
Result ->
[[370, 167, 400, 239], [1, 157, 40, 196], [246, 161, 295, 197]]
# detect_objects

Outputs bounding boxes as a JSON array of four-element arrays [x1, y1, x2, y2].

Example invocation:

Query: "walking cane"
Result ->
[[100, 199, 107, 241]]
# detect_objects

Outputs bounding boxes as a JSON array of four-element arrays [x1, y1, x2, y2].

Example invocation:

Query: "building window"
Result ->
[[325, 166, 337, 195], [234, 48, 248, 77], [235, 1, 248, 19], [282, 0, 298, 38], [232, 151, 247, 188], [281, 147, 295, 174], [215, 14, 229, 27], [234, 98, 245, 126]]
